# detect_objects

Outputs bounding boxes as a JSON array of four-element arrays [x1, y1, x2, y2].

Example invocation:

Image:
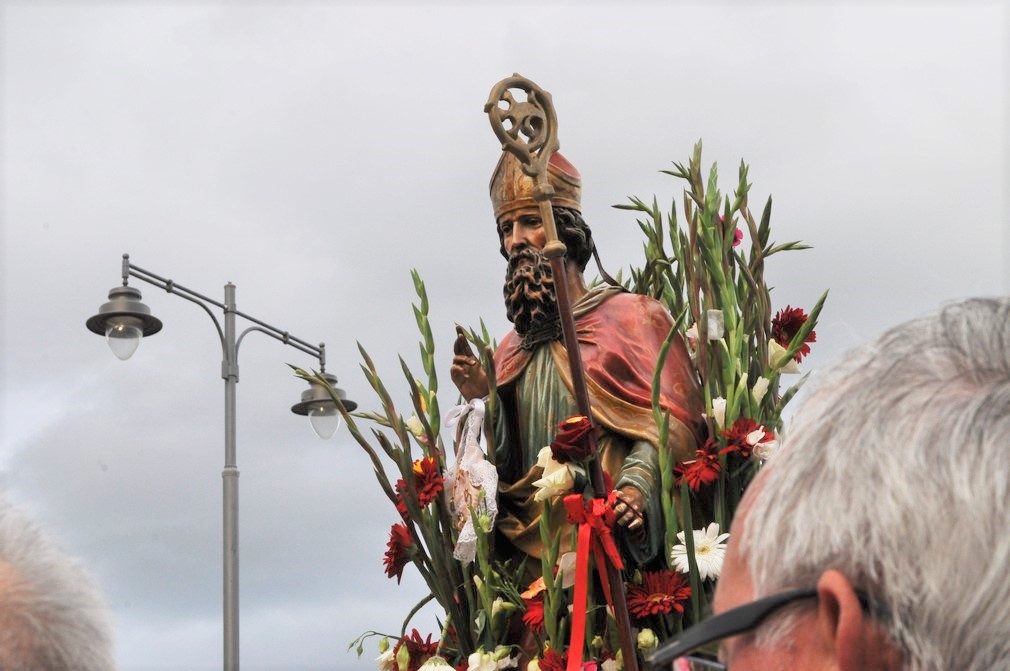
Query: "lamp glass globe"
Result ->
[[106, 318, 143, 360], [308, 404, 342, 439]]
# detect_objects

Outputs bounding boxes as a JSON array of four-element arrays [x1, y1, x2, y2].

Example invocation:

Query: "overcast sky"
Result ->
[[1, 2, 1006, 670]]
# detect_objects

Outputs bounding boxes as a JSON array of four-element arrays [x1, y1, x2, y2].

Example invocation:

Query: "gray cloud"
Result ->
[[1, 2, 1005, 669]]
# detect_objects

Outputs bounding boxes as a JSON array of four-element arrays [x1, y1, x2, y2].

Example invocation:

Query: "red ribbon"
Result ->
[[562, 492, 624, 671]]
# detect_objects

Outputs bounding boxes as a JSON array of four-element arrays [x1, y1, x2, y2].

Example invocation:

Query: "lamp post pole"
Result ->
[[87, 254, 354, 671], [223, 282, 239, 670]]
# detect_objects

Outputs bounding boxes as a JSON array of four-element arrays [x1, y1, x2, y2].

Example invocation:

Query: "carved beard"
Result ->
[[503, 247, 559, 338]]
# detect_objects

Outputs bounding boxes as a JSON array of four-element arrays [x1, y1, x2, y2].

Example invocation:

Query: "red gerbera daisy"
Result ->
[[394, 479, 410, 520], [412, 457, 444, 506], [394, 458, 445, 519], [626, 569, 692, 619], [771, 305, 816, 363], [674, 439, 721, 491], [719, 417, 774, 459], [538, 648, 567, 671], [392, 629, 439, 671], [522, 595, 545, 633], [382, 522, 412, 583]]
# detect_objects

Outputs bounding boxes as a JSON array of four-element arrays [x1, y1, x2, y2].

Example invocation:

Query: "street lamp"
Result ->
[[86, 253, 355, 671]]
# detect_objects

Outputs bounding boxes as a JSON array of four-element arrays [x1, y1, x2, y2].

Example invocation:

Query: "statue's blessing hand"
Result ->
[[450, 325, 490, 401]]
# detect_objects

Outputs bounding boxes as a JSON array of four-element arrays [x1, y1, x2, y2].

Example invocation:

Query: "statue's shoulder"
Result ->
[[497, 329, 520, 355], [596, 289, 673, 323], [492, 329, 526, 385]]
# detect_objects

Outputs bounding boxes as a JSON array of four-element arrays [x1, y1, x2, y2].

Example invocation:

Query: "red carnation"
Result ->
[[392, 629, 439, 671], [771, 305, 816, 363], [550, 415, 594, 464], [382, 522, 413, 583], [719, 417, 774, 459], [674, 439, 721, 491], [626, 569, 692, 619], [522, 595, 545, 633]]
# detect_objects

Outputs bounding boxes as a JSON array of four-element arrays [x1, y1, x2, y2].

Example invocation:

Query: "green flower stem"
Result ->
[[680, 482, 702, 626], [539, 498, 562, 647]]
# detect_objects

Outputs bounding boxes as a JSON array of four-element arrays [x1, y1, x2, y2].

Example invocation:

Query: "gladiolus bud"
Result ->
[[637, 628, 658, 651], [396, 642, 411, 671]]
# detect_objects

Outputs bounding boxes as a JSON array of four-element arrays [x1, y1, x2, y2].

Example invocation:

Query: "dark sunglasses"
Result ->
[[646, 586, 877, 669], [645, 587, 819, 669]]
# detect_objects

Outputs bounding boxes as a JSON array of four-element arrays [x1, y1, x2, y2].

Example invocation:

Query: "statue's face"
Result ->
[[501, 216, 557, 337], [497, 206, 546, 256]]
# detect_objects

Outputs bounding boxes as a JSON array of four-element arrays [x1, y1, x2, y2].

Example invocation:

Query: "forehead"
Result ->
[[496, 205, 542, 227]]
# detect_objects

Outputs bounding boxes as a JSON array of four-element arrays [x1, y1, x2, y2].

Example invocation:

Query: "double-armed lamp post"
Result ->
[[87, 253, 355, 671]]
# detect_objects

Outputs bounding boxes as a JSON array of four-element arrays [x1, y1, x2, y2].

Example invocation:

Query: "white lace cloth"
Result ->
[[444, 398, 498, 564]]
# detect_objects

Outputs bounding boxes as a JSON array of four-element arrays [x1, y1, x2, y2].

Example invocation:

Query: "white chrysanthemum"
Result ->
[[752, 439, 779, 461], [419, 656, 453, 670], [376, 647, 396, 671], [670, 523, 730, 580]]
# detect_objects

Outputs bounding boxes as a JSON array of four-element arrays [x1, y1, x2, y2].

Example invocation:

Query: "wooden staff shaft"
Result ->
[[536, 184, 641, 671]]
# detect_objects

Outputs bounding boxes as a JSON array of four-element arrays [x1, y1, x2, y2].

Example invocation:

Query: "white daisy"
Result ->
[[670, 522, 730, 580]]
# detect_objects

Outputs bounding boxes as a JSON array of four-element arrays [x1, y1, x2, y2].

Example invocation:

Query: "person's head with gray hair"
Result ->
[[0, 495, 115, 670], [653, 297, 1010, 670]]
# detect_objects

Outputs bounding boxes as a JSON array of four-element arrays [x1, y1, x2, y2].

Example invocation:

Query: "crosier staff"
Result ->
[[484, 73, 641, 671]]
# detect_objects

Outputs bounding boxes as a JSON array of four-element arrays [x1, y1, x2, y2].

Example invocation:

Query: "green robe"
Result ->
[[491, 285, 703, 572]]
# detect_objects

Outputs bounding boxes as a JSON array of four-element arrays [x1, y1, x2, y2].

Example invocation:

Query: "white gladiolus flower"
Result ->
[[751, 376, 770, 404], [492, 646, 519, 669], [637, 628, 658, 651], [532, 446, 575, 501], [404, 414, 426, 439], [705, 309, 725, 339], [557, 551, 577, 589], [670, 523, 731, 580], [710, 397, 727, 428], [768, 340, 800, 374], [468, 650, 497, 671]]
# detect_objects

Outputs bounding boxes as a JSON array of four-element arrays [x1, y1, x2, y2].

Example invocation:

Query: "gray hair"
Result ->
[[739, 297, 1010, 670], [0, 495, 115, 670]]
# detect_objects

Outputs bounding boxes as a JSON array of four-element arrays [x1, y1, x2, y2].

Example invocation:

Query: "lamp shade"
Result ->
[[291, 372, 357, 439], [86, 285, 163, 359]]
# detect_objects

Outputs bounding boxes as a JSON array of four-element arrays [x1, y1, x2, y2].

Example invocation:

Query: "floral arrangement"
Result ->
[[296, 141, 825, 670]]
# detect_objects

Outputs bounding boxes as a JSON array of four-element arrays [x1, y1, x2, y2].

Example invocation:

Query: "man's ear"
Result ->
[[816, 569, 902, 671]]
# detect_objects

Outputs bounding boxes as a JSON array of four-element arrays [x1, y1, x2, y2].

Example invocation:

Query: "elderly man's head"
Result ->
[[0, 495, 115, 670], [660, 297, 1010, 670]]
